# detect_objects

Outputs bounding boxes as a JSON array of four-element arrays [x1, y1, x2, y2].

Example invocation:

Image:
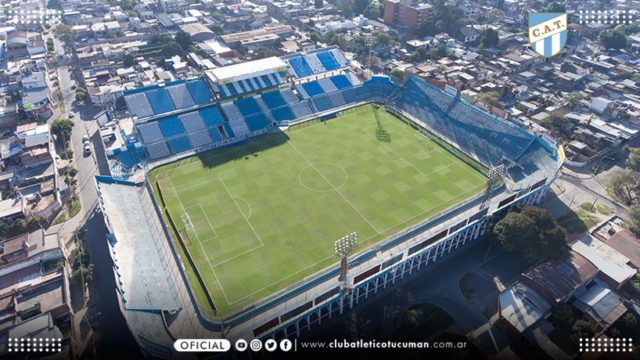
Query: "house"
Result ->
[[571, 235, 636, 289]]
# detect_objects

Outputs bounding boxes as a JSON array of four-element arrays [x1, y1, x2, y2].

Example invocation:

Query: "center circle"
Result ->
[[298, 163, 348, 193]]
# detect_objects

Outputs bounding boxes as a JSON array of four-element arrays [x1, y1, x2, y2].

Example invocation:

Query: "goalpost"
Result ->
[[180, 212, 197, 245]]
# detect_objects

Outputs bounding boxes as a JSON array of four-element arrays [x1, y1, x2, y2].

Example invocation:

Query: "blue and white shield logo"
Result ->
[[528, 13, 568, 57]]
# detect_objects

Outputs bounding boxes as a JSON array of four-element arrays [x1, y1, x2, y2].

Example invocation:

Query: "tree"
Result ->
[[607, 170, 640, 205], [51, 118, 74, 147], [337, 0, 355, 17], [571, 320, 594, 344], [492, 206, 567, 262], [175, 31, 192, 50], [374, 31, 393, 46], [599, 29, 627, 49], [628, 206, 640, 236], [477, 91, 500, 107], [162, 41, 183, 58], [354, 0, 370, 15], [480, 28, 500, 48], [429, 44, 448, 59], [209, 24, 223, 34], [123, 53, 135, 67], [546, 2, 566, 12], [627, 147, 640, 173], [54, 25, 77, 46], [120, 0, 135, 10], [314, 0, 323, 8], [75, 87, 87, 102], [309, 32, 321, 43], [565, 92, 586, 108]]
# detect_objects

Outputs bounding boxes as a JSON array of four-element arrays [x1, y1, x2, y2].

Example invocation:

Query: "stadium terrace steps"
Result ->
[[146, 140, 171, 160], [330, 48, 349, 68], [317, 78, 338, 93], [305, 53, 327, 74], [188, 130, 213, 149], [255, 97, 277, 123], [123, 79, 215, 120], [220, 102, 251, 138]]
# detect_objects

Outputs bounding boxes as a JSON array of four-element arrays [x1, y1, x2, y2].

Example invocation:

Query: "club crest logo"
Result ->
[[528, 12, 568, 57]]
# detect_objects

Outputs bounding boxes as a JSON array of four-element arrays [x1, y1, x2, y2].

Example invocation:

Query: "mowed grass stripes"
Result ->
[[151, 105, 487, 315]]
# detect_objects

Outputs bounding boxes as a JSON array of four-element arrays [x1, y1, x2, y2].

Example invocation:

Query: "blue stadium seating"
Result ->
[[288, 56, 313, 77], [223, 123, 235, 138], [185, 80, 213, 105], [209, 128, 223, 141], [243, 114, 271, 132], [261, 91, 288, 108], [270, 106, 296, 121], [302, 82, 325, 97], [158, 117, 185, 137], [235, 97, 262, 117], [146, 89, 176, 115], [167, 136, 192, 154], [200, 107, 226, 127], [316, 51, 340, 71], [330, 75, 352, 90]]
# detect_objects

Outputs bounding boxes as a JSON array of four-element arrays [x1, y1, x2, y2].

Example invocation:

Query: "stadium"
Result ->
[[94, 46, 563, 358]]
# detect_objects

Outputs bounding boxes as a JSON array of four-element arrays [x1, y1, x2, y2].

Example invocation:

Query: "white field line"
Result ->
[[286, 140, 382, 234]]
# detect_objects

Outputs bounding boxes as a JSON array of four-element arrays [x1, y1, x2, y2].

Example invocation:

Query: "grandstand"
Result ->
[[205, 57, 288, 100], [283, 47, 350, 78], [98, 48, 562, 356], [123, 78, 214, 120]]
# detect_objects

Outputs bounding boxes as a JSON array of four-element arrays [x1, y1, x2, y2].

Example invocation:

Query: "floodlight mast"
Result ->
[[334, 232, 358, 293], [480, 165, 505, 211]]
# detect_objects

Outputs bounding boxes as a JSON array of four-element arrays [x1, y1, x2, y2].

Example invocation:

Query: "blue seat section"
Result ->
[[316, 51, 340, 71], [270, 106, 296, 121], [225, 83, 238, 97], [330, 75, 352, 90], [301, 82, 325, 97], [209, 127, 223, 141], [288, 56, 313, 77], [223, 123, 235, 138], [261, 91, 288, 108], [313, 96, 334, 112], [243, 113, 271, 132], [237, 80, 248, 93], [234, 97, 262, 117], [167, 136, 192, 154], [186, 80, 213, 105], [199, 107, 226, 127], [157, 116, 185, 137], [260, 75, 274, 88], [394, 77, 535, 165], [145, 89, 176, 115]]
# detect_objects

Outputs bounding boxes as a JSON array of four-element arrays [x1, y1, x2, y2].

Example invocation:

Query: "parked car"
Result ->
[[83, 143, 91, 155]]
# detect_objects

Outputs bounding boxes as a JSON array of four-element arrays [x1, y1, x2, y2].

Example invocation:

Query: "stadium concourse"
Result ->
[[96, 46, 563, 358]]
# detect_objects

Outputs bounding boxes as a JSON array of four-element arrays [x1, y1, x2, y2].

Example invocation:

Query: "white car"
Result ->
[[82, 135, 90, 143], [83, 143, 91, 155], [69, 112, 75, 118]]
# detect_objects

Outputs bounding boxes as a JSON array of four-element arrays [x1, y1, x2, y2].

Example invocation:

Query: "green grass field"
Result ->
[[151, 105, 487, 316]]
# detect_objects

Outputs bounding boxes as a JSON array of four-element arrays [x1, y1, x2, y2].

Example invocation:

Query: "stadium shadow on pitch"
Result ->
[[196, 130, 291, 169]]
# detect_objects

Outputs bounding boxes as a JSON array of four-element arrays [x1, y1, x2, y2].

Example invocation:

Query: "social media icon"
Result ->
[[265, 339, 277, 352], [280, 339, 293, 352], [250, 339, 262, 352], [235, 339, 247, 351]]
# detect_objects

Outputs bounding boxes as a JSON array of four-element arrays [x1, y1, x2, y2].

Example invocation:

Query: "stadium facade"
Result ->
[[95, 46, 563, 358]]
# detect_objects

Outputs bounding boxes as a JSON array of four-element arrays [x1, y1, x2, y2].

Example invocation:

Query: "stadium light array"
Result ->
[[334, 232, 358, 259]]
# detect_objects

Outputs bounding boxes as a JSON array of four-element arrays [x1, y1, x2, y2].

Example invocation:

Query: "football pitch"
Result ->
[[151, 104, 487, 315]]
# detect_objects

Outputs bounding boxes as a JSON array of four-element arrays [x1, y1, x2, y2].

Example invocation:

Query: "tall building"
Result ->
[[383, 0, 434, 29]]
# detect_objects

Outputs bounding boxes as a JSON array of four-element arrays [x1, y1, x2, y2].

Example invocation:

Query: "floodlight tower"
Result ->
[[335, 232, 358, 291], [480, 165, 505, 211]]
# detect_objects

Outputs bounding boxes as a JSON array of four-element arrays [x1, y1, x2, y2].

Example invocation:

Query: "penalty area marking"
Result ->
[[184, 203, 219, 244]]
